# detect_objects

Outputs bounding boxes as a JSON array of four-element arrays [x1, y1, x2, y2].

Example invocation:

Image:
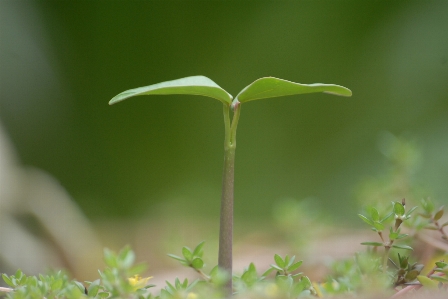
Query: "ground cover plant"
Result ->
[[2, 77, 448, 298], [1, 198, 447, 298]]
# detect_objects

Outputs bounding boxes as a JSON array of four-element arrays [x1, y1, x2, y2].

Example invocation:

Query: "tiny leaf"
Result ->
[[261, 268, 274, 277], [192, 241, 205, 257], [73, 281, 85, 293], [417, 275, 438, 289], [119, 246, 135, 268], [2, 274, 13, 287], [286, 256, 296, 268], [393, 202, 405, 216], [380, 212, 394, 223], [358, 214, 374, 227], [389, 231, 399, 240], [396, 234, 408, 240], [191, 258, 204, 270], [434, 206, 444, 221], [182, 247, 193, 261], [288, 261, 303, 272], [405, 206, 418, 217], [373, 221, 384, 231], [88, 279, 101, 297], [367, 207, 380, 222], [269, 264, 283, 271], [274, 254, 285, 268], [405, 270, 419, 281], [421, 198, 434, 213], [103, 248, 118, 268], [430, 275, 448, 283], [435, 261, 448, 268], [392, 244, 413, 251]]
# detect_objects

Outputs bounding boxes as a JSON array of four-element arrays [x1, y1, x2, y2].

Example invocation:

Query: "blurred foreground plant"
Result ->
[[2, 198, 448, 298]]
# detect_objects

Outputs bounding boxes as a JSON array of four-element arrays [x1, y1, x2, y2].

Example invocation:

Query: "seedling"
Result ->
[[109, 75, 352, 292]]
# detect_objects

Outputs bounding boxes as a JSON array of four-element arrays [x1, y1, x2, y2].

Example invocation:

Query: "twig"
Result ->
[[391, 283, 421, 298], [0, 286, 13, 293]]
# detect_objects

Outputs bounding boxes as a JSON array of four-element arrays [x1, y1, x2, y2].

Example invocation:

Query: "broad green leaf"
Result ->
[[233, 77, 352, 104], [109, 76, 233, 105]]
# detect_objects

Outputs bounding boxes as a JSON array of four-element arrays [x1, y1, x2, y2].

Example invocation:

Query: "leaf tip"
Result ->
[[324, 88, 352, 97]]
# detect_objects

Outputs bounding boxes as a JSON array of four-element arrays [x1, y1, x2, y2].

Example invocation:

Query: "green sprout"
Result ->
[[109, 75, 352, 293]]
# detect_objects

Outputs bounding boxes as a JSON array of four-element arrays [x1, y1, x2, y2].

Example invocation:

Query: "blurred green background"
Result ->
[[1, 1, 448, 229]]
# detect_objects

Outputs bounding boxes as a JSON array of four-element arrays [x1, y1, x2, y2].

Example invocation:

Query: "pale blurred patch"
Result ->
[[0, 120, 103, 280]]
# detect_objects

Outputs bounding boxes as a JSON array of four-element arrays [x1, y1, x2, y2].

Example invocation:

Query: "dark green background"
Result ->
[[1, 1, 448, 222]]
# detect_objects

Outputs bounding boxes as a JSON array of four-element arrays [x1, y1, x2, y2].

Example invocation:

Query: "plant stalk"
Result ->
[[219, 102, 241, 294]]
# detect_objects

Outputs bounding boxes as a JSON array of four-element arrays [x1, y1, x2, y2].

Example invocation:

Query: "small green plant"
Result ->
[[358, 199, 417, 271], [109, 76, 352, 292], [419, 198, 448, 241], [353, 197, 448, 296]]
